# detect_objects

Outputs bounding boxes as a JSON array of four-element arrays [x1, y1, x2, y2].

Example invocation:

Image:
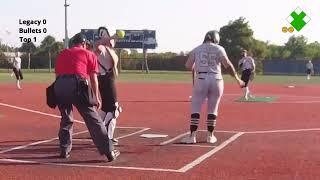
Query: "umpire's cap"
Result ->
[[203, 30, 220, 44], [71, 33, 87, 45]]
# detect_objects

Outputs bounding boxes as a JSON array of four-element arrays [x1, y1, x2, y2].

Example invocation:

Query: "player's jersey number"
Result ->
[[199, 52, 217, 67]]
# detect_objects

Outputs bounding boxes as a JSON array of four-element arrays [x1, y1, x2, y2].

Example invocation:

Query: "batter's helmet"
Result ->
[[203, 30, 220, 44]]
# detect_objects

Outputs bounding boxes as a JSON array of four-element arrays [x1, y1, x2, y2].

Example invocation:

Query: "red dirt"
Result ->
[[0, 82, 319, 179]]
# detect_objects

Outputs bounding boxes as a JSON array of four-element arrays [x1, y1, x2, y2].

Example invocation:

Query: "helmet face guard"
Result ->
[[203, 30, 220, 44]]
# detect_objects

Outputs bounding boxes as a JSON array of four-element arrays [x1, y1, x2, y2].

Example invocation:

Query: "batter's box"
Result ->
[[161, 130, 240, 147], [73, 127, 150, 142], [0, 129, 243, 173]]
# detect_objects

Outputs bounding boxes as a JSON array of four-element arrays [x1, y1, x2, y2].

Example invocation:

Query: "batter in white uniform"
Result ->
[[182, 30, 244, 144]]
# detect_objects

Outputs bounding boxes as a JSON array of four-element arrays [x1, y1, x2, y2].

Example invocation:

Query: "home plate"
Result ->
[[287, 85, 295, 88], [140, 134, 168, 138]]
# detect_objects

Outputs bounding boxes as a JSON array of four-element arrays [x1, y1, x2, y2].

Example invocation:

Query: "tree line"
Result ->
[[1, 17, 319, 71]]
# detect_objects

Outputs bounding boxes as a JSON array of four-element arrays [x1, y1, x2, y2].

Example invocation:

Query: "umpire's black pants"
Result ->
[[54, 75, 114, 159]]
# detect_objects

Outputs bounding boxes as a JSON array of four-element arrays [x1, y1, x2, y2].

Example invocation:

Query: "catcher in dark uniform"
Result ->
[[94, 27, 122, 145]]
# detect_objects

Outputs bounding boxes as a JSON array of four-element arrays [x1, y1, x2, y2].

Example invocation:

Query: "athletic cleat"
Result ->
[[207, 133, 217, 144], [106, 149, 120, 162], [111, 138, 119, 146], [59, 150, 71, 159], [181, 132, 196, 144]]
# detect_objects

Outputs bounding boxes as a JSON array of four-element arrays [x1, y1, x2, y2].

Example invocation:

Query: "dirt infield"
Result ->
[[0, 82, 319, 179]]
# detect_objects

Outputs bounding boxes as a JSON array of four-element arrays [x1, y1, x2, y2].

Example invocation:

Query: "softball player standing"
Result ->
[[182, 30, 244, 144]]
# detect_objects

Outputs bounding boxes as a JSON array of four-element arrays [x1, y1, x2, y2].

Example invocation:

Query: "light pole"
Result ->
[[64, 0, 70, 48], [5, 30, 11, 52]]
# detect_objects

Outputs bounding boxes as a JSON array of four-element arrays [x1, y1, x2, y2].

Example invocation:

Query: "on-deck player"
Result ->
[[182, 30, 244, 144]]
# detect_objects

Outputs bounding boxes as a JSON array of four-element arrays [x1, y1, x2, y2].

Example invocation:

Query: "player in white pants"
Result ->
[[306, 60, 314, 80], [12, 52, 23, 90], [181, 30, 244, 144]]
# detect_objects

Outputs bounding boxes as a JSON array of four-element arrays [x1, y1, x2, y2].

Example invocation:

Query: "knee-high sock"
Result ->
[[190, 113, 200, 132], [207, 114, 217, 133]]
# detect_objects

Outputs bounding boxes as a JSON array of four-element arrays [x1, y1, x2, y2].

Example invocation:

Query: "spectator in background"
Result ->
[[306, 60, 314, 80]]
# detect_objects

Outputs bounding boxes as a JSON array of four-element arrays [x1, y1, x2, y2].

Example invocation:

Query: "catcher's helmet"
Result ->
[[203, 30, 220, 44], [97, 26, 110, 38]]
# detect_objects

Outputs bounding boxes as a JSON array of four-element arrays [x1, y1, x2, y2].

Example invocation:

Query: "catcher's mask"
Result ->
[[97, 27, 111, 38]]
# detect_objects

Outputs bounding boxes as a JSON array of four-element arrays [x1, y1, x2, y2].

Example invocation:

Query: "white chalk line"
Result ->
[[224, 93, 320, 99], [223, 93, 320, 104], [270, 100, 320, 104], [171, 144, 216, 148], [178, 132, 244, 172], [2, 102, 320, 173], [159, 132, 189, 146], [0, 158, 181, 173], [244, 128, 320, 134], [2, 102, 320, 135], [73, 128, 151, 143], [159, 130, 239, 146], [116, 128, 150, 139], [0, 130, 88, 154], [0, 102, 147, 129]]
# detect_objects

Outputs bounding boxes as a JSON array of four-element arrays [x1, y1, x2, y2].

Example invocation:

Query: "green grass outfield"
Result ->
[[0, 70, 319, 84]]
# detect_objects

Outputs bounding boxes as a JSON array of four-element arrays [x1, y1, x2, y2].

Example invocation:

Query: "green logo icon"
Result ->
[[286, 7, 310, 31]]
